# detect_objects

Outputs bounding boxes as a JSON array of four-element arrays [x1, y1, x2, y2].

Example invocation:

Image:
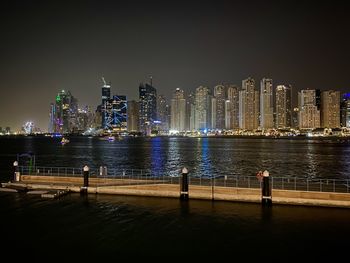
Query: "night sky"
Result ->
[[1, 0, 349, 131]]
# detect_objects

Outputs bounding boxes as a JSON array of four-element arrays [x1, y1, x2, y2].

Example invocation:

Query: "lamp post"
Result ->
[[180, 167, 189, 200], [212, 175, 214, 201], [262, 170, 272, 206]]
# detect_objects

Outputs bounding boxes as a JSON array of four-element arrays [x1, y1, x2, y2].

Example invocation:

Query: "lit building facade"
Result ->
[[139, 82, 157, 134], [321, 90, 340, 128], [260, 78, 274, 129], [226, 85, 240, 129], [157, 95, 169, 131], [213, 85, 226, 130], [111, 95, 127, 132], [341, 93, 350, 128], [195, 86, 212, 131], [276, 85, 292, 129], [101, 78, 112, 129], [170, 88, 186, 132], [127, 100, 139, 132], [298, 89, 320, 129], [239, 77, 259, 130]]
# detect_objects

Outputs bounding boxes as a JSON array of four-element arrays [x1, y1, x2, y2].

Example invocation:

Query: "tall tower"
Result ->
[[101, 77, 112, 130], [260, 78, 274, 129], [213, 85, 226, 130], [139, 80, 157, 135], [226, 85, 240, 129], [127, 100, 140, 132], [111, 95, 127, 132], [298, 89, 320, 129], [275, 85, 292, 129], [157, 95, 168, 131], [239, 77, 259, 130], [48, 103, 55, 133], [321, 90, 340, 128], [170, 88, 186, 132], [195, 86, 211, 131], [53, 90, 77, 134], [186, 92, 196, 131]]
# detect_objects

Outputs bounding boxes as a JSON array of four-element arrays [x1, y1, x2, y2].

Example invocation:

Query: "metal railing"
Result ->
[[18, 166, 350, 193]]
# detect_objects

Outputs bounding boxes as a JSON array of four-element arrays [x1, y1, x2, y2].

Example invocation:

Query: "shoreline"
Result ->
[[2, 175, 350, 209]]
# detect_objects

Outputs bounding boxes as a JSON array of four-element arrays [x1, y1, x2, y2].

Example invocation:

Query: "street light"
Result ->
[[212, 175, 214, 200]]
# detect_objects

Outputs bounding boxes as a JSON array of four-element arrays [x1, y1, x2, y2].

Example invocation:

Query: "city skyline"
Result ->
[[1, 0, 350, 130]]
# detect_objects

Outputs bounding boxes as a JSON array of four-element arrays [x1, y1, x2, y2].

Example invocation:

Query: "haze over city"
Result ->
[[1, 0, 349, 130]]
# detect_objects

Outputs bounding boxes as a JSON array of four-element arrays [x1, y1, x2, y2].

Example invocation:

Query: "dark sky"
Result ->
[[1, 0, 350, 131]]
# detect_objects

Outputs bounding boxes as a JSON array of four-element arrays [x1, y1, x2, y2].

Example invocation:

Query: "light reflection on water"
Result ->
[[1, 136, 350, 179]]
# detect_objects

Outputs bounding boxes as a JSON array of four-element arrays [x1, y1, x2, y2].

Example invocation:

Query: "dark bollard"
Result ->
[[81, 165, 89, 195], [13, 161, 20, 182], [180, 167, 189, 200], [262, 170, 272, 206]]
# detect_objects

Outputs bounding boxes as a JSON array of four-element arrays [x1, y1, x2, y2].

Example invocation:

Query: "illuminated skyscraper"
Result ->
[[170, 88, 186, 132], [298, 89, 320, 129], [48, 103, 55, 133], [276, 85, 292, 129], [195, 86, 212, 131], [186, 92, 196, 131], [239, 78, 259, 130], [226, 85, 240, 129], [320, 90, 340, 128], [127, 100, 139, 132], [111, 95, 127, 132], [157, 95, 168, 131], [139, 81, 157, 134], [101, 77, 112, 130], [54, 90, 78, 133], [213, 85, 226, 130], [260, 78, 274, 129], [341, 93, 350, 128]]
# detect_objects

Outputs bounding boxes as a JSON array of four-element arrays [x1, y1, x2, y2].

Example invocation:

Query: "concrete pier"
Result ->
[[1, 175, 350, 208]]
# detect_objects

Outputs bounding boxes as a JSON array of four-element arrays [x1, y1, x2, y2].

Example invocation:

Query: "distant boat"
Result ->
[[107, 136, 115, 142], [99, 135, 116, 141], [61, 137, 70, 145]]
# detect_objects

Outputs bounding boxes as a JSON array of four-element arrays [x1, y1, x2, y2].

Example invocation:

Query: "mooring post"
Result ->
[[13, 161, 20, 182], [180, 167, 189, 200], [81, 165, 89, 195], [262, 170, 272, 206]]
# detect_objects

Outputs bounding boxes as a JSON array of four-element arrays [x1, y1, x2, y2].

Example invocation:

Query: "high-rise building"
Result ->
[[226, 85, 240, 129], [260, 78, 274, 129], [225, 100, 231, 129], [211, 97, 217, 129], [48, 103, 55, 133], [127, 100, 140, 132], [186, 92, 196, 131], [213, 85, 226, 130], [111, 95, 127, 132], [195, 86, 212, 131], [276, 85, 292, 129], [239, 78, 259, 130], [298, 90, 320, 129], [101, 77, 112, 130], [139, 81, 157, 134], [321, 90, 340, 128], [341, 93, 350, 128], [157, 95, 168, 131], [170, 88, 186, 132], [54, 90, 78, 133], [76, 106, 95, 132]]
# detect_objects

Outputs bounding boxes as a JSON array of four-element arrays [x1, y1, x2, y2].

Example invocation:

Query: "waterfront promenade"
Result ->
[[2, 166, 350, 208]]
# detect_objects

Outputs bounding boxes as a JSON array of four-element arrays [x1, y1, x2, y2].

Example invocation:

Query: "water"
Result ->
[[1, 137, 350, 259], [1, 136, 350, 179]]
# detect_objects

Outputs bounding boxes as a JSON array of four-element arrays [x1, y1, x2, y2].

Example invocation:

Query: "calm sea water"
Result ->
[[1, 137, 350, 259], [0, 136, 350, 179]]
